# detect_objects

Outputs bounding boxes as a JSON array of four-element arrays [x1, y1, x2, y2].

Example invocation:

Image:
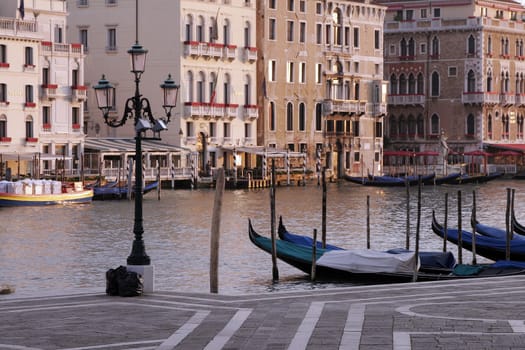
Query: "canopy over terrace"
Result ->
[[83, 138, 195, 181]]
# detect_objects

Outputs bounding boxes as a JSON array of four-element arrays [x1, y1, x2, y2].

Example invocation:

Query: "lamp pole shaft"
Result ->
[[127, 75, 150, 265]]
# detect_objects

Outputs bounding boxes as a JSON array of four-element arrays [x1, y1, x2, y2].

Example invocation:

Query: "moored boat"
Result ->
[[251, 219, 525, 282], [93, 181, 159, 200], [0, 180, 93, 207], [432, 211, 525, 261], [344, 173, 435, 187]]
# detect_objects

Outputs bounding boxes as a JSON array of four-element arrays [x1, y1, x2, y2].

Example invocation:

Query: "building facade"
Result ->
[[0, 0, 86, 179], [67, 0, 258, 175], [378, 0, 525, 173], [256, 0, 387, 178]]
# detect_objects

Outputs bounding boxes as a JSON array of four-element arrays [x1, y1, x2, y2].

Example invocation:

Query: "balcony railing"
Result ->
[[71, 85, 87, 101], [183, 102, 239, 119], [41, 41, 84, 57], [244, 47, 257, 62], [0, 137, 12, 143], [41, 84, 58, 99], [243, 105, 259, 120], [461, 91, 501, 105], [183, 41, 236, 61], [500, 93, 516, 106], [322, 99, 367, 115], [387, 94, 425, 106]]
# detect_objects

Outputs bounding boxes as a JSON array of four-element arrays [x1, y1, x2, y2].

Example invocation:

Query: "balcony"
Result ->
[[323, 99, 367, 115], [183, 102, 238, 120], [500, 93, 515, 106], [205, 43, 224, 60], [516, 94, 525, 106], [224, 45, 237, 60], [243, 105, 259, 120], [24, 102, 36, 109], [387, 94, 425, 106], [23, 64, 36, 72], [243, 47, 258, 62], [42, 124, 52, 132], [41, 41, 84, 57], [72, 123, 82, 131], [370, 102, 387, 116], [0, 62, 9, 68], [0, 101, 10, 108], [0, 137, 12, 143], [41, 84, 58, 99], [71, 85, 87, 101], [461, 91, 501, 105]]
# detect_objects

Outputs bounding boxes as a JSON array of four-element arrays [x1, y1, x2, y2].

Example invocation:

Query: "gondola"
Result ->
[[93, 181, 159, 200], [344, 173, 435, 187], [250, 219, 525, 282], [278, 216, 456, 273], [432, 211, 525, 261], [471, 217, 525, 241], [445, 172, 504, 185], [422, 172, 461, 185]]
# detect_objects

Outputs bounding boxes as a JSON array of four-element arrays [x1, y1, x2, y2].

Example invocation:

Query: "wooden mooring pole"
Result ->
[[210, 168, 225, 293], [366, 195, 370, 249], [405, 177, 410, 250], [311, 229, 317, 281], [270, 160, 279, 281], [322, 168, 327, 249], [471, 190, 477, 265], [413, 176, 422, 282], [443, 192, 448, 252], [506, 188, 511, 261], [457, 190, 463, 264]]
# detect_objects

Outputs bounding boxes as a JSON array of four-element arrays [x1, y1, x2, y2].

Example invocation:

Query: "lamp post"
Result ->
[[93, 42, 179, 267]]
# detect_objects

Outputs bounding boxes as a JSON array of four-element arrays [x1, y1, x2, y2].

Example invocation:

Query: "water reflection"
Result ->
[[1, 179, 524, 296]]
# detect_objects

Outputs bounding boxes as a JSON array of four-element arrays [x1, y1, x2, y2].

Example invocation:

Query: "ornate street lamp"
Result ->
[[93, 42, 179, 266]]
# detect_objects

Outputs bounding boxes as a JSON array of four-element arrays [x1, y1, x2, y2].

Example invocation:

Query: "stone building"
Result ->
[[256, 0, 387, 178], [377, 0, 525, 174], [0, 0, 86, 179], [67, 0, 258, 175]]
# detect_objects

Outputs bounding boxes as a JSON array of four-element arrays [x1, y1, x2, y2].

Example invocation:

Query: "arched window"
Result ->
[[416, 114, 424, 137], [389, 115, 398, 137], [467, 34, 476, 55], [400, 38, 407, 57], [431, 114, 439, 134], [223, 73, 231, 104], [408, 74, 416, 94], [408, 115, 416, 137], [487, 70, 493, 92], [417, 73, 424, 94], [186, 71, 194, 102], [298, 102, 306, 131], [518, 115, 524, 138], [487, 114, 492, 139], [315, 103, 322, 131], [197, 71, 205, 102], [466, 114, 475, 136], [467, 70, 476, 92], [25, 116, 33, 138], [0, 114, 6, 138], [399, 74, 407, 94], [431, 71, 440, 96], [286, 102, 293, 131], [504, 72, 510, 93], [243, 74, 251, 105], [398, 115, 407, 138], [244, 21, 251, 47], [354, 83, 360, 99], [408, 38, 415, 57], [432, 36, 439, 56], [223, 19, 231, 45], [196, 16, 205, 42], [332, 9, 342, 45], [184, 15, 193, 41], [390, 74, 398, 95]]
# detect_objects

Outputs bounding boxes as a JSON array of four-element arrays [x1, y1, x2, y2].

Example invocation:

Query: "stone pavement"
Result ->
[[2, 275, 525, 350]]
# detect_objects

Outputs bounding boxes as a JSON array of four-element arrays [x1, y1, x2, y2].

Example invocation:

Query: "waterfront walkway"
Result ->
[[2, 275, 525, 349]]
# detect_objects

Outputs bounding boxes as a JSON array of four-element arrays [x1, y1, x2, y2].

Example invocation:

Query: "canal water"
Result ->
[[1, 178, 524, 296]]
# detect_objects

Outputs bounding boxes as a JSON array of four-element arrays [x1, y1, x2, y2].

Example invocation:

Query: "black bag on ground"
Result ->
[[106, 265, 143, 297], [117, 269, 144, 297], [105, 265, 126, 296]]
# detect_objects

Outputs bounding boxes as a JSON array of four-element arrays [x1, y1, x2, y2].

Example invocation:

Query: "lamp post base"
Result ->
[[126, 264, 154, 293]]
